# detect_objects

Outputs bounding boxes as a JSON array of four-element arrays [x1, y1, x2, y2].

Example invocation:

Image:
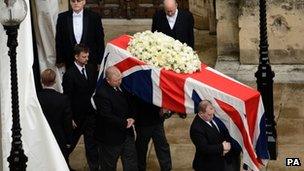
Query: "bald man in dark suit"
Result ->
[[94, 66, 138, 171], [152, 0, 194, 49]]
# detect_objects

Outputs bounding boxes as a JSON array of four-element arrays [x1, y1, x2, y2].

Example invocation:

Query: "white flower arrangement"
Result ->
[[127, 30, 201, 74]]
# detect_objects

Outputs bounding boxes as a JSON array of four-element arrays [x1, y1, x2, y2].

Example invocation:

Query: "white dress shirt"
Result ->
[[166, 9, 178, 30], [73, 10, 83, 44], [74, 62, 87, 78]]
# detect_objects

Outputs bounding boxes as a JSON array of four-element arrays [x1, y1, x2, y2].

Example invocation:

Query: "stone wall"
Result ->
[[216, 0, 240, 56], [189, 0, 209, 30], [239, 0, 304, 64]]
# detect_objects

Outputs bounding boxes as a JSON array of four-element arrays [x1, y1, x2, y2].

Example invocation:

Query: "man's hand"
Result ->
[[222, 141, 231, 155], [126, 118, 135, 128]]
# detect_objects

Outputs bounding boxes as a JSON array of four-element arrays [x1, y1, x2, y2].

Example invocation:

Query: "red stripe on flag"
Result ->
[[215, 99, 260, 169], [190, 66, 259, 101], [245, 94, 260, 140], [159, 70, 189, 113], [158, 64, 208, 113], [109, 35, 132, 50], [114, 57, 146, 73]]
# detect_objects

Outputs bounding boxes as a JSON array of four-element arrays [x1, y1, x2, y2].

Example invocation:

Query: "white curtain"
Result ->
[[31, 0, 64, 92], [0, 0, 69, 170]]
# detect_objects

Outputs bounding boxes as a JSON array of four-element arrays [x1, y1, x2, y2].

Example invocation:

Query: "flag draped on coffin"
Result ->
[[0, 0, 69, 170], [98, 35, 269, 171]]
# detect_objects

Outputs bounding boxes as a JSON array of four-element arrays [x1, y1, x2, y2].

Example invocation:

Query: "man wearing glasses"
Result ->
[[56, 0, 105, 73]]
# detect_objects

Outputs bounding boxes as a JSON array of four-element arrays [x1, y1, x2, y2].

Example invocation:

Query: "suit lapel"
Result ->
[[67, 11, 76, 45], [72, 64, 88, 83], [81, 10, 89, 44], [162, 11, 172, 31], [198, 116, 221, 136], [172, 11, 181, 31]]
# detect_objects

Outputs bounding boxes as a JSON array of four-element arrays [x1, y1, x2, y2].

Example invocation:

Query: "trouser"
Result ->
[[226, 153, 240, 171], [100, 135, 138, 171], [135, 123, 172, 171], [68, 115, 99, 171]]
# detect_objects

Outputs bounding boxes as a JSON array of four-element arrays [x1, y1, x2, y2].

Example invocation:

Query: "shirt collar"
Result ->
[[74, 61, 85, 72], [73, 10, 83, 18], [43, 86, 56, 90]]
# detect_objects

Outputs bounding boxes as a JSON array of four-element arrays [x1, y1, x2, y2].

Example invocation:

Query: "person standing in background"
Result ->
[[56, 0, 105, 71], [152, 0, 194, 49]]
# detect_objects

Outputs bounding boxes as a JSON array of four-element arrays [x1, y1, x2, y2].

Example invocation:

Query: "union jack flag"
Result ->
[[98, 35, 269, 171]]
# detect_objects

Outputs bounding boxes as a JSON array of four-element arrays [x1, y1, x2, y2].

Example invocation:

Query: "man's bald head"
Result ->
[[106, 66, 122, 87], [163, 0, 178, 16]]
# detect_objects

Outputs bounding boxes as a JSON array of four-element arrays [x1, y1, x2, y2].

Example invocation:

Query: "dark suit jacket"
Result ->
[[190, 115, 226, 171], [133, 95, 164, 127], [152, 9, 194, 49], [94, 81, 134, 145], [56, 9, 105, 68], [37, 88, 73, 155], [62, 63, 97, 128]]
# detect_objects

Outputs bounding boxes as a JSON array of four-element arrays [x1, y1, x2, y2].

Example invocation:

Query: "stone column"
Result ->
[[189, 0, 209, 30], [216, 0, 240, 56], [208, 0, 216, 34], [239, 1, 304, 64]]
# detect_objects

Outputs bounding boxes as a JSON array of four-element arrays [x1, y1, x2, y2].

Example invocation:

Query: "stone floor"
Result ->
[[69, 19, 304, 171]]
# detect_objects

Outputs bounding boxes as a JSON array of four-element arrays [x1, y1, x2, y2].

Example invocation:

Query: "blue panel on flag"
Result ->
[[191, 90, 201, 113], [214, 117, 242, 152], [122, 69, 153, 104], [255, 113, 269, 159]]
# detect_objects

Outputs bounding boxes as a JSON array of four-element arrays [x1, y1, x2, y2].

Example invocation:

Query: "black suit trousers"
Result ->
[[100, 135, 138, 171], [135, 123, 172, 171], [68, 114, 99, 171]]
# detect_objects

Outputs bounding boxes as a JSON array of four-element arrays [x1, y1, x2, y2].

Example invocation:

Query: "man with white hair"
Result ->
[[152, 0, 194, 49]]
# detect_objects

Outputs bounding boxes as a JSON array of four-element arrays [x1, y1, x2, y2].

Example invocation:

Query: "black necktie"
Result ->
[[81, 68, 87, 79]]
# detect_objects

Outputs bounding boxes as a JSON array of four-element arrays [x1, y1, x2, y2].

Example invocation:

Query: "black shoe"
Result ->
[[163, 111, 173, 119], [178, 113, 187, 119]]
